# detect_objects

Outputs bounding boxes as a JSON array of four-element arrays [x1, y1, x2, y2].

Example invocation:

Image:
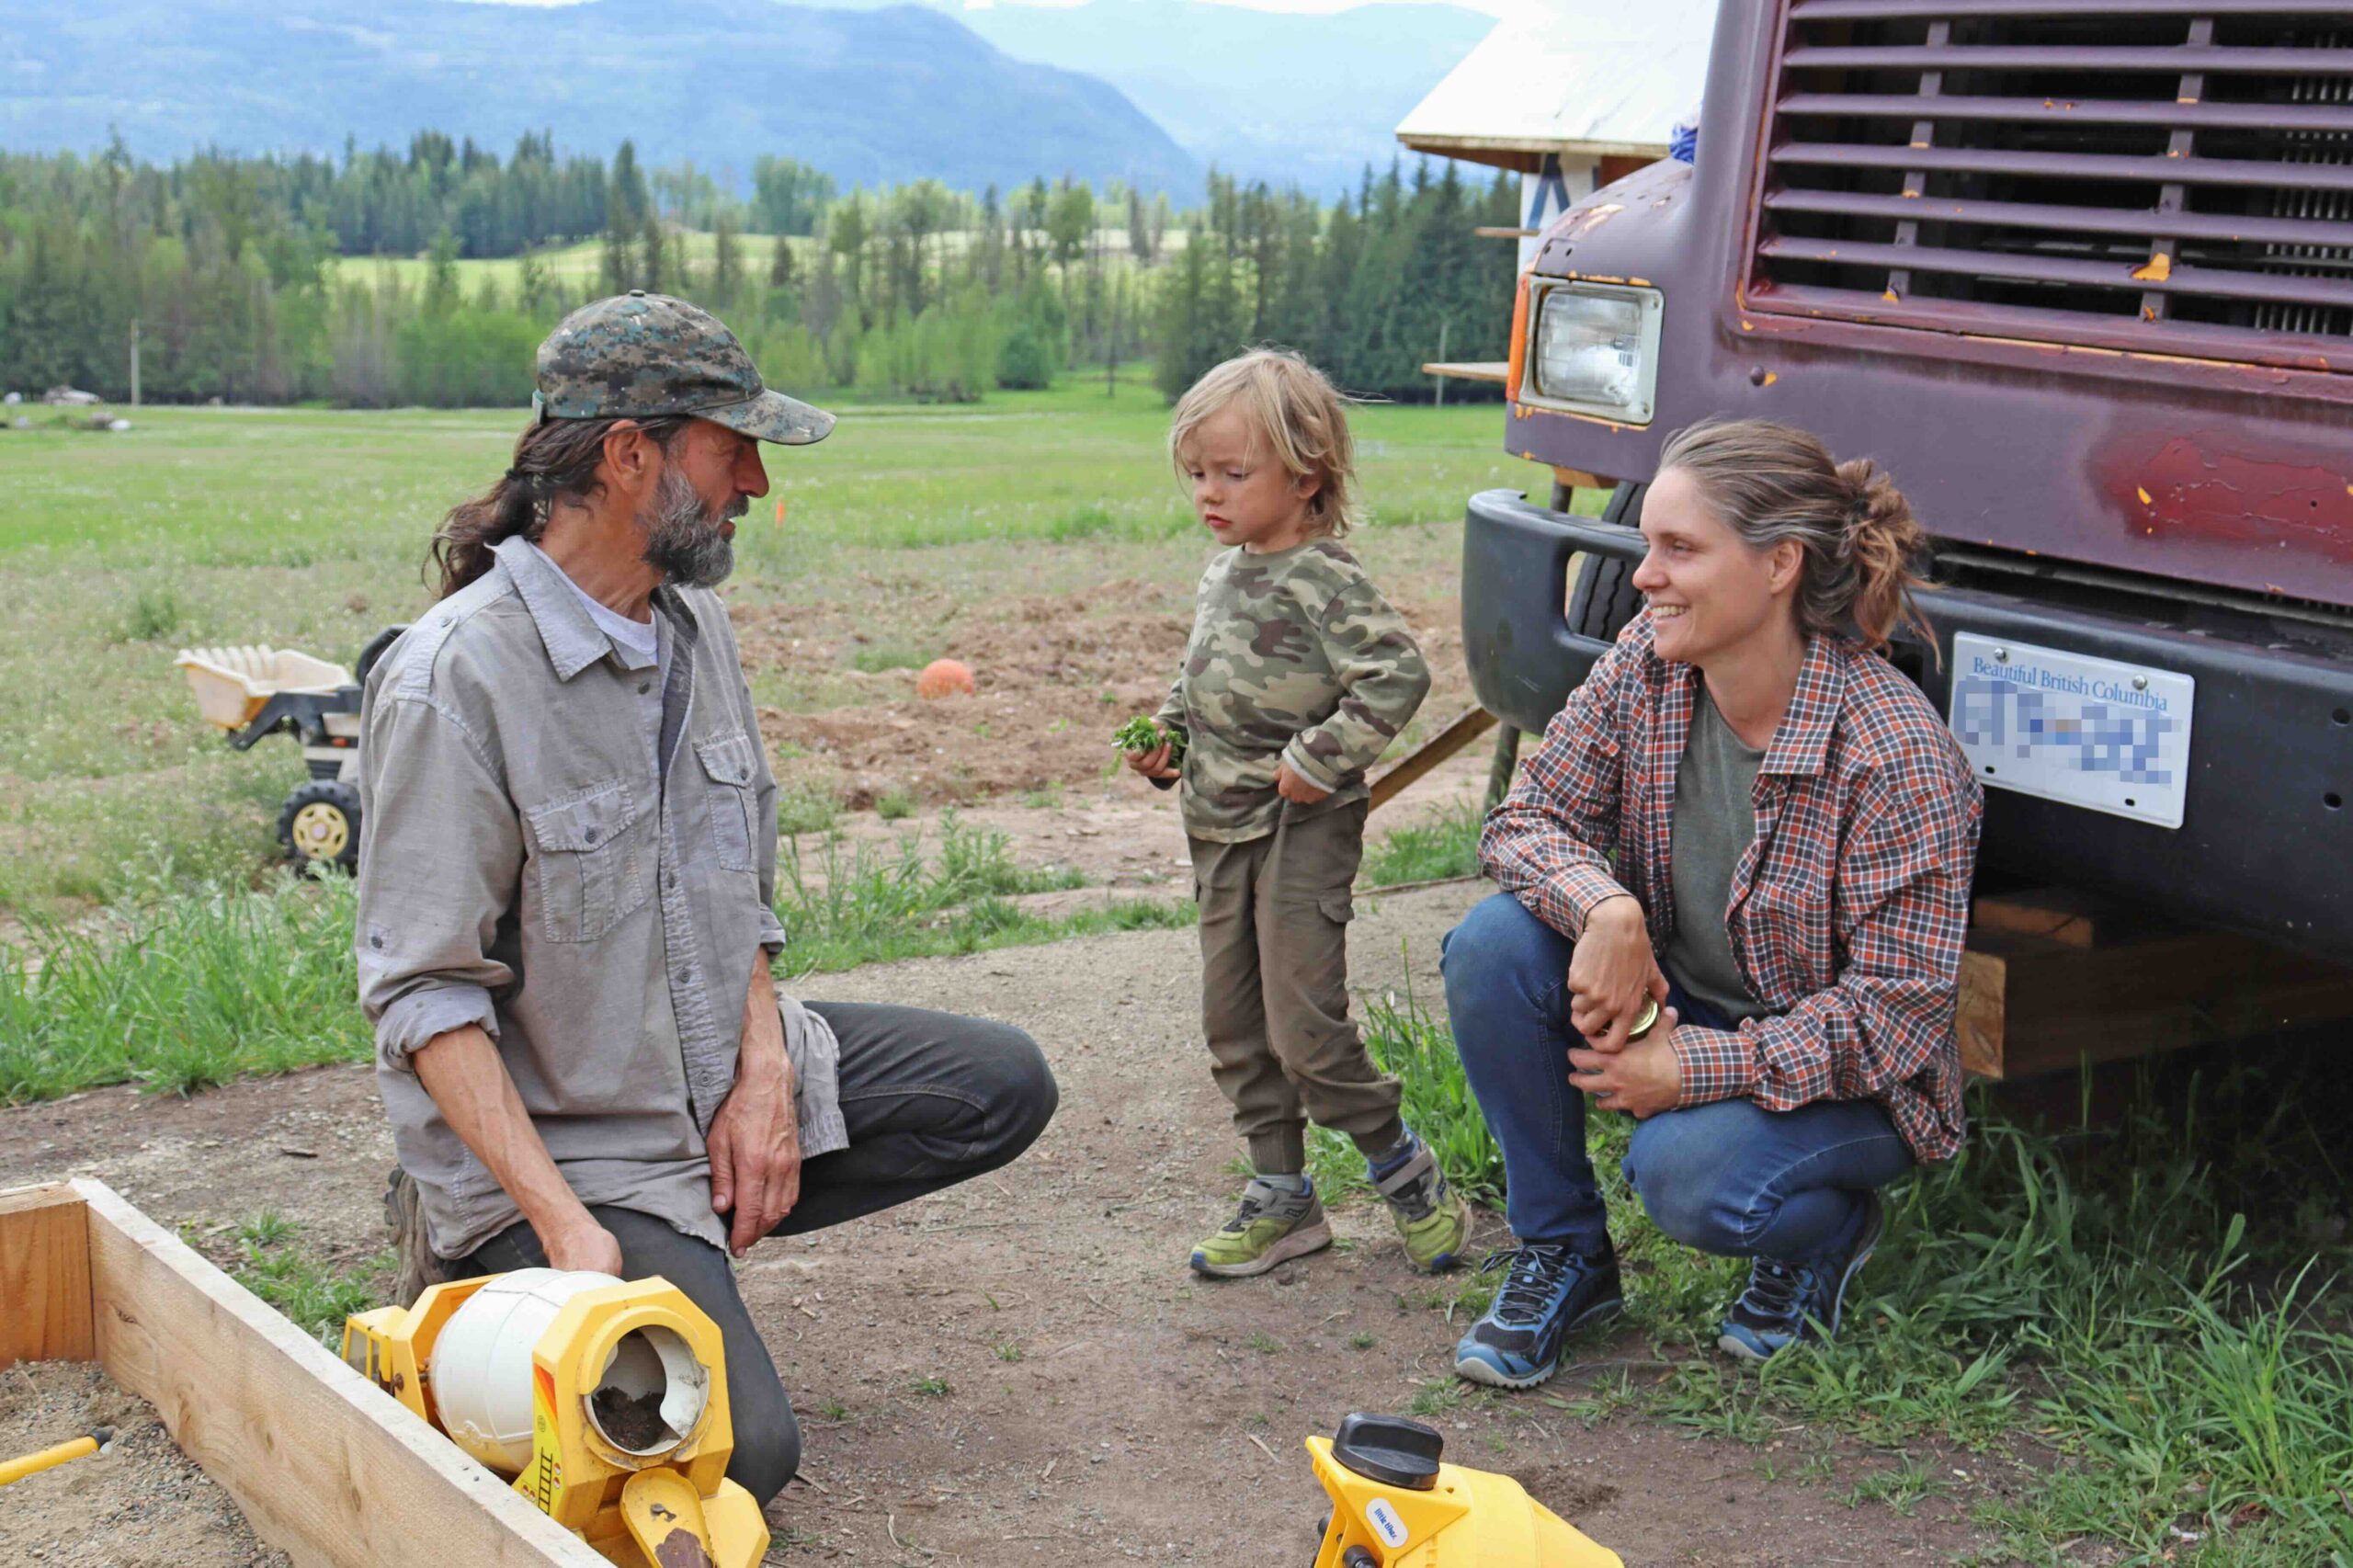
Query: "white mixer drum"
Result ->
[[428, 1267, 621, 1472]]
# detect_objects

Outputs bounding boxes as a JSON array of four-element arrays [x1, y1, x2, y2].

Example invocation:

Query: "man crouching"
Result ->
[[356, 291, 1057, 1506]]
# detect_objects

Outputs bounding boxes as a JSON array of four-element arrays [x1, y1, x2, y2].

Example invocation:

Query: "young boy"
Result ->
[[1128, 348, 1472, 1278]]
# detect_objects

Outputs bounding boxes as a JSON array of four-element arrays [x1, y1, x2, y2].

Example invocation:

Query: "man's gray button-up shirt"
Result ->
[[355, 537, 845, 1260]]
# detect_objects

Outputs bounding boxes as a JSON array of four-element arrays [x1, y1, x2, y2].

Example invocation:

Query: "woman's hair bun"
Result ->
[[1833, 457, 1928, 649]]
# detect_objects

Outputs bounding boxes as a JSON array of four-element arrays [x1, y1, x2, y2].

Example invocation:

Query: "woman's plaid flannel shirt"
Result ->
[[1482, 612, 1984, 1163]]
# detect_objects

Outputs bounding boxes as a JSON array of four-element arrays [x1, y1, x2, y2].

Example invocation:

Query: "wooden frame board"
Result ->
[[0, 1178, 602, 1568], [1959, 892, 2353, 1080]]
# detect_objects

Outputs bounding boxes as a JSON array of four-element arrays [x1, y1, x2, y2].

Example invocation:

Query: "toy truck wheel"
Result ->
[[278, 779, 361, 871], [1566, 482, 1648, 642]]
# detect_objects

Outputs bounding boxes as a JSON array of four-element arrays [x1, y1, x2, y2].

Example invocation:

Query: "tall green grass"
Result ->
[[1308, 968, 1502, 1208], [776, 812, 1190, 973], [1359, 799, 1484, 889], [0, 867, 370, 1100], [0, 816, 1193, 1102]]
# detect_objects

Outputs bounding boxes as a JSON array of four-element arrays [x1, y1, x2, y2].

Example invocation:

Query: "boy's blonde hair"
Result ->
[[1169, 348, 1361, 537]]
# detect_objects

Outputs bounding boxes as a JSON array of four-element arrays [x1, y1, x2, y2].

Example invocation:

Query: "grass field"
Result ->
[[350, 222, 1183, 295], [355, 232, 791, 294], [0, 369, 1534, 913]]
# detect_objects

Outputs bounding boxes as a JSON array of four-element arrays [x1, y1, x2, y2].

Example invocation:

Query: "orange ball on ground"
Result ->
[[915, 658, 976, 699]]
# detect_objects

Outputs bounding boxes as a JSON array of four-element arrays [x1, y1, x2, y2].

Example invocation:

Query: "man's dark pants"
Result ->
[[452, 1001, 1057, 1508], [1440, 893, 1911, 1264]]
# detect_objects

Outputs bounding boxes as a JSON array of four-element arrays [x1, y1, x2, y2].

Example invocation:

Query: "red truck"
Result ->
[[1461, 1, 2353, 965]]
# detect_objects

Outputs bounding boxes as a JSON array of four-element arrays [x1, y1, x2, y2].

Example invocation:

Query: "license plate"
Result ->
[[1948, 633, 2195, 829]]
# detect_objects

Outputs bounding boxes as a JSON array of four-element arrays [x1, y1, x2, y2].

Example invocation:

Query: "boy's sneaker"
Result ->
[[1369, 1134, 1472, 1273], [1189, 1176, 1333, 1278], [1453, 1244, 1623, 1389], [1717, 1190, 1884, 1364]]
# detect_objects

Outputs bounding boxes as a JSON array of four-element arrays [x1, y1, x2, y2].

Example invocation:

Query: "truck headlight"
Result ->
[[1526, 283, 1663, 424]]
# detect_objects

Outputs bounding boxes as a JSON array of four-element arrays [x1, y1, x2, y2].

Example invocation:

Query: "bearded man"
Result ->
[[354, 291, 1056, 1506]]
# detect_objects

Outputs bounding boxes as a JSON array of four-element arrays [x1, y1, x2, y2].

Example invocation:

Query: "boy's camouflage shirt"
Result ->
[[1154, 538, 1431, 842]]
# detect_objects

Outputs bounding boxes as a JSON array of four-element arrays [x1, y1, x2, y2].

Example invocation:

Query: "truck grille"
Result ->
[[1750, 2, 2353, 373]]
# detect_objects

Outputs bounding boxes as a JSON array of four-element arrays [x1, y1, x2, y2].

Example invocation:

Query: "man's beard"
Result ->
[[639, 466, 745, 588]]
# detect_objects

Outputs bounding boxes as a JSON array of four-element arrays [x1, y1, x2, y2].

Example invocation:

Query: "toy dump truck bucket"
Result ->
[[175, 645, 352, 731]]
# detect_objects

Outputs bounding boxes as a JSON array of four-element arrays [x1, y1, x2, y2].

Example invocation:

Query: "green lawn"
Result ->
[[350, 224, 1176, 294], [0, 370, 1538, 912]]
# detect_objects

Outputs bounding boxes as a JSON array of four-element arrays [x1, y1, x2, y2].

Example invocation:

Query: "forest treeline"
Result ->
[[0, 133, 1519, 408]]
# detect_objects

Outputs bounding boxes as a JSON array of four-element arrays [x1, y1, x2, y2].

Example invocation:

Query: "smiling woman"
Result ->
[[1438, 417, 1987, 1391], [1644, 419, 1936, 681]]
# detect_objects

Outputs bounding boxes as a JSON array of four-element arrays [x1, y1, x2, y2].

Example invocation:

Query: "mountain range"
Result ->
[[949, 0, 1496, 196], [0, 0, 1203, 196]]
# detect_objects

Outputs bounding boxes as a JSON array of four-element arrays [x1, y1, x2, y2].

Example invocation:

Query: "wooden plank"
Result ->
[[1957, 925, 2353, 1080], [75, 1179, 598, 1568], [1955, 948, 2007, 1079], [1972, 887, 2173, 950], [1420, 359, 1510, 384], [1370, 706, 1498, 812], [0, 1183, 94, 1366], [1473, 225, 1540, 238]]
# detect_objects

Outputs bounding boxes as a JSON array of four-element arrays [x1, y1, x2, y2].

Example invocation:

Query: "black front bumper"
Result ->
[[1461, 488, 2353, 964]]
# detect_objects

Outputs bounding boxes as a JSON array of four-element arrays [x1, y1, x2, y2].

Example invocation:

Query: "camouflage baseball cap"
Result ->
[[532, 290, 834, 446]]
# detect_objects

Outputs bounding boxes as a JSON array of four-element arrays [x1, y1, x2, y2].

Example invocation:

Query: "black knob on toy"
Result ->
[[1328, 1413, 1443, 1492]]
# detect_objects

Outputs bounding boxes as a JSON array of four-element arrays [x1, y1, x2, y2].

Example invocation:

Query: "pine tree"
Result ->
[[712, 210, 743, 309]]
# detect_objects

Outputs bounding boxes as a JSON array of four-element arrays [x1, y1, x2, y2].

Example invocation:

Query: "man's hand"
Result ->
[[1126, 741, 1179, 781], [541, 1210, 625, 1276], [707, 1063, 801, 1257], [709, 960, 802, 1257], [1275, 762, 1331, 805], [1568, 1010, 1683, 1118], [1567, 895, 1669, 1052]]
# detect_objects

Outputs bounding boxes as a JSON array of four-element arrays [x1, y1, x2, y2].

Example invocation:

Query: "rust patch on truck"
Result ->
[[2101, 436, 2353, 565]]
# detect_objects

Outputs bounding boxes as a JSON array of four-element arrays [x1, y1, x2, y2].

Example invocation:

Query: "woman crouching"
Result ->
[[1442, 418, 1983, 1387]]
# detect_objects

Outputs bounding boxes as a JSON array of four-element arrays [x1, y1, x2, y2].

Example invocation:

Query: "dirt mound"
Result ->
[[732, 577, 1469, 811]]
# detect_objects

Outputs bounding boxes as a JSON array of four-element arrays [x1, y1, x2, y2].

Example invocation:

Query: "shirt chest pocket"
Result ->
[[523, 778, 650, 943], [693, 731, 760, 874]]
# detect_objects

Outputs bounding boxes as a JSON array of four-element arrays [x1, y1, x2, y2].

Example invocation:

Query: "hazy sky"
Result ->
[[955, 0, 1527, 12], [470, 0, 1533, 15]]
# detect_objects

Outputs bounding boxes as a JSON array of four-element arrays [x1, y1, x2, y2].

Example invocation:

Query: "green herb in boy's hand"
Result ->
[[1114, 715, 1184, 759]]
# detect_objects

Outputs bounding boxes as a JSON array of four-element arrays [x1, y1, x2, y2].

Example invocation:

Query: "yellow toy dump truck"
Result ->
[[174, 625, 405, 870]]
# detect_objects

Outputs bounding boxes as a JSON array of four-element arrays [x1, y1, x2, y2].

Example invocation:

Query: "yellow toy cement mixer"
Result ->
[[1309, 1413, 1622, 1567], [344, 1269, 766, 1568]]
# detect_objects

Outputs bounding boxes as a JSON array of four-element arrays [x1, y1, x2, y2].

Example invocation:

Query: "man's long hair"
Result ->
[[426, 415, 690, 599]]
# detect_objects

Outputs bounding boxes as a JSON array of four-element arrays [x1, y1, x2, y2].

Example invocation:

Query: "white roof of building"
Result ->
[[1396, 1, 1721, 163]]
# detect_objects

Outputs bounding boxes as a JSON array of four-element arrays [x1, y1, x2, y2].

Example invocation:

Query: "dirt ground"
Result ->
[[0, 884, 2027, 1567], [0, 1360, 291, 1567], [731, 574, 1476, 814]]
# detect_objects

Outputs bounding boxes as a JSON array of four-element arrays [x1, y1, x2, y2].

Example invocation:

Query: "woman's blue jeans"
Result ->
[[1439, 893, 1913, 1263]]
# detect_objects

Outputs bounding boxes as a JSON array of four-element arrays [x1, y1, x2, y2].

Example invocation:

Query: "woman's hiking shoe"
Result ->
[[1189, 1176, 1333, 1278], [1717, 1190, 1885, 1364], [1369, 1133, 1473, 1273], [1452, 1244, 1623, 1389]]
